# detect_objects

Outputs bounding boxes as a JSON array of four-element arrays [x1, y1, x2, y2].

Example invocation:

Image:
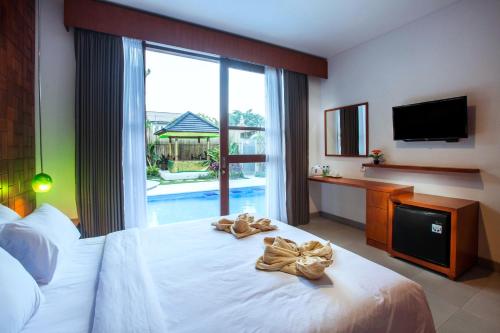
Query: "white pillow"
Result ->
[[0, 204, 21, 224], [0, 247, 43, 333], [0, 204, 81, 284]]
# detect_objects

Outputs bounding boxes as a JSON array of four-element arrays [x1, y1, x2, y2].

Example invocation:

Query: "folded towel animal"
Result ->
[[255, 236, 333, 280], [211, 213, 278, 239]]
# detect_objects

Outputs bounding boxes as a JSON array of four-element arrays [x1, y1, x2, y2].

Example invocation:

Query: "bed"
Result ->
[[21, 218, 435, 333]]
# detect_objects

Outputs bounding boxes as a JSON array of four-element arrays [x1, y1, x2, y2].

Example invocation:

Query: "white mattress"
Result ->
[[137, 220, 434, 333], [21, 236, 105, 333], [21, 219, 434, 333]]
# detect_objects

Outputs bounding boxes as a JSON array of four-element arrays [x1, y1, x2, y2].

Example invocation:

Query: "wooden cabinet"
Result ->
[[366, 204, 388, 247], [308, 176, 413, 251], [308, 176, 479, 279], [389, 193, 479, 279], [367, 190, 389, 210], [366, 190, 389, 249]]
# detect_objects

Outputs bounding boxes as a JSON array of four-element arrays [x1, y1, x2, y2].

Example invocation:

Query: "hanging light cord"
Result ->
[[37, 0, 44, 173]]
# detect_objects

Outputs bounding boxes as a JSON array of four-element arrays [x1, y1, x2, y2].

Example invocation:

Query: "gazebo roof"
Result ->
[[147, 111, 181, 124], [154, 111, 219, 138]]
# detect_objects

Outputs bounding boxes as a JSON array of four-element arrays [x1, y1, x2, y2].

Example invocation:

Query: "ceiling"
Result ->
[[107, 0, 460, 58]]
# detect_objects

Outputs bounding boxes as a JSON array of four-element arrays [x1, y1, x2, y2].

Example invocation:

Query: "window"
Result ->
[[144, 46, 267, 224]]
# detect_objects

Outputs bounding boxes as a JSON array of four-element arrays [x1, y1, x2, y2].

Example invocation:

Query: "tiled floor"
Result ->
[[300, 216, 500, 333]]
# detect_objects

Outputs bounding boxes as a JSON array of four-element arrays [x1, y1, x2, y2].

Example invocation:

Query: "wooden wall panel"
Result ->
[[64, 0, 328, 78], [0, 0, 36, 216]]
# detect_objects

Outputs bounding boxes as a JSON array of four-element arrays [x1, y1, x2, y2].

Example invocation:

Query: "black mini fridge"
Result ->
[[392, 204, 451, 267]]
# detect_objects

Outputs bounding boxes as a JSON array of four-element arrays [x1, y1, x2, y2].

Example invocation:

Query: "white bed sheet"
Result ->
[[22, 218, 435, 333], [140, 220, 434, 333], [21, 236, 105, 333]]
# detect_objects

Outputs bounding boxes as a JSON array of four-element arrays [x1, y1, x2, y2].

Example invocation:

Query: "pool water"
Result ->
[[147, 186, 265, 225]]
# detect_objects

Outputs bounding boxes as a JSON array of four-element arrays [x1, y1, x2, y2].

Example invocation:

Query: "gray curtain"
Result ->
[[340, 106, 359, 155], [283, 70, 309, 226], [75, 29, 124, 237]]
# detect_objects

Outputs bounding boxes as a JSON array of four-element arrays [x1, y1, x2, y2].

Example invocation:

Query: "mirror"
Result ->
[[324, 102, 368, 156]]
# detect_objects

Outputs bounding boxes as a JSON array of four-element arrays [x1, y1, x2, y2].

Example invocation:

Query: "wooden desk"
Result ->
[[309, 176, 413, 193], [309, 176, 479, 279], [309, 176, 413, 249], [389, 193, 479, 279]]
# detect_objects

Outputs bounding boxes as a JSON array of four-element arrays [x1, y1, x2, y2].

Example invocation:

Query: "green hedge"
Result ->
[[168, 160, 209, 173]]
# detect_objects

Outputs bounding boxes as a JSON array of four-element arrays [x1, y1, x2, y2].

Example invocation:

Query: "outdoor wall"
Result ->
[[309, 0, 500, 265], [36, 0, 77, 218]]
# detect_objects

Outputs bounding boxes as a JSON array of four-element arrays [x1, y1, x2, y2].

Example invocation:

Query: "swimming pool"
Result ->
[[147, 186, 265, 225]]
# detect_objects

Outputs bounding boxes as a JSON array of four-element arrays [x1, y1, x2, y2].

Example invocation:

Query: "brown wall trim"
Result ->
[[478, 256, 500, 273], [309, 212, 321, 219], [64, 0, 328, 78], [318, 211, 366, 230]]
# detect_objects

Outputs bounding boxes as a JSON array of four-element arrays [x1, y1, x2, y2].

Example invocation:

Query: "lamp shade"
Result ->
[[32, 173, 53, 193]]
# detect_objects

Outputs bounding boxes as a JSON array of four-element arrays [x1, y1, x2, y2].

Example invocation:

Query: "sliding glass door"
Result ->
[[145, 47, 221, 225], [145, 46, 266, 224]]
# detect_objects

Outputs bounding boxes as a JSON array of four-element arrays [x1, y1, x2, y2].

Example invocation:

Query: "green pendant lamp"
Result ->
[[32, 0, 53, 193]]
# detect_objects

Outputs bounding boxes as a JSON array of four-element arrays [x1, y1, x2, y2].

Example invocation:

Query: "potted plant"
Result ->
[[207, 146, 220, 178], [159, 154, 168, 170], [146, 165, 160, 177], [368, 149, 384, 165]]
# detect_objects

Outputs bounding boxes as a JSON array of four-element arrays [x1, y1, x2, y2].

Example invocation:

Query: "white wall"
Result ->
[[310, 0, 500, 263], [308, 76, 322, 213], [36, 0, 77, 218], [309, 75, 368, 221]]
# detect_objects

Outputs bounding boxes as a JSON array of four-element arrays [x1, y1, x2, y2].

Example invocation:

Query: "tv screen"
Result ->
[[392, 96, 468, 141]]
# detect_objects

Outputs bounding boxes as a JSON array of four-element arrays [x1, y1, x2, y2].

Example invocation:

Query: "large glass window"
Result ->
[[145, 48, 221, 225], [144, 47, 268, 224]]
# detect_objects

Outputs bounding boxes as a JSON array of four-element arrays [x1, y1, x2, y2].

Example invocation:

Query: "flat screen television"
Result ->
[[392, 96, 468, 142]]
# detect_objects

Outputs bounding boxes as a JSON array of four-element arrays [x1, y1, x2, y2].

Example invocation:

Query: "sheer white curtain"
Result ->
[[122, 37, 147, 229], [265, 67, 287, 222]]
